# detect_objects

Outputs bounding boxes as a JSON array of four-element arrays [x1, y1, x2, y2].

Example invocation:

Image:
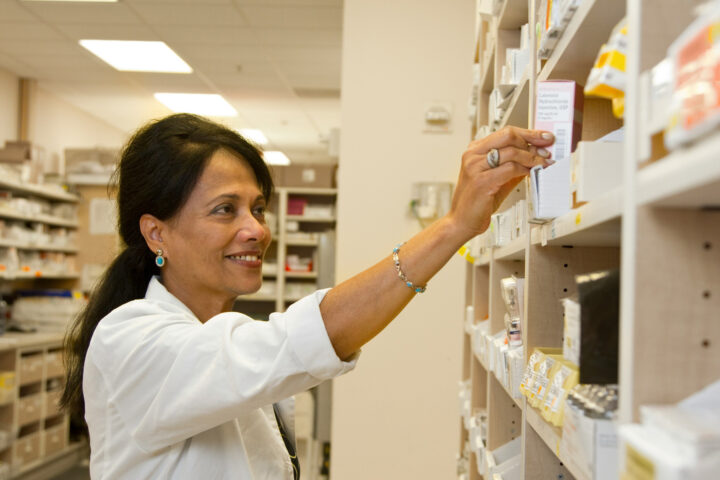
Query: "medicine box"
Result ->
[[571, 141, 624, 203]]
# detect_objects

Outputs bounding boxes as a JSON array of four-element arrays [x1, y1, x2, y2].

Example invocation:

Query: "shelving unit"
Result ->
[[0, 333, 82, 479], [0, 181, 81, 476], [235, 186, 337, 316], [459, 1, 719, 478]]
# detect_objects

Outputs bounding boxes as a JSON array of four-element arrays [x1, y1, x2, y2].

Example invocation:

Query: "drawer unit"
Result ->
[[17, 394, 42, 426], [44, 351, 64, 379], [44, 390, 62, 418], [12, 432, 40, 468], [18, 354, 43, 386], [43, 421, 68, 457]]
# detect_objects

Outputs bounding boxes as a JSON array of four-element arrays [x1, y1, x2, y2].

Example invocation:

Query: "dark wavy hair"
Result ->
[[60, 113, 274, 428]]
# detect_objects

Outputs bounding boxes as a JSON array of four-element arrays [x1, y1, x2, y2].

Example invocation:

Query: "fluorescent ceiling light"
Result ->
[[263, 151, 291, 165], [154, 93, 237, 117], [239, 129, 268, 145], [80, 40, 191, 73]]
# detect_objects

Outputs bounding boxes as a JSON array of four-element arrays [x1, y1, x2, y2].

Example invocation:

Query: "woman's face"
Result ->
[[160, 148, 271, 307]]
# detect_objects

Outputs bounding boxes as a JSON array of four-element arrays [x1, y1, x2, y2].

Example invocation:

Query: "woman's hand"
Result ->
[[446, 126, 556, 240]]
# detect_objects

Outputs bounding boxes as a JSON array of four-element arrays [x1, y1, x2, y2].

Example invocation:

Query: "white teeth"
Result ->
[[229, 255, 259, 261]]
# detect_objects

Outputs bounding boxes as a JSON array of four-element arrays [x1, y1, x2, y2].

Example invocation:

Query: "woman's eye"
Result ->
[[252, 206, 266, 217], [213, 204, 234, 215]]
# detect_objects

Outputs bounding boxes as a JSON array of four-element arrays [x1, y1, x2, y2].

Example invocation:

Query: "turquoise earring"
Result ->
[[155, 249, 165, 268]]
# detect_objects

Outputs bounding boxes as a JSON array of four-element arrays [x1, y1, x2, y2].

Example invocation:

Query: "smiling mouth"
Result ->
[[226, 254, 263, 268], [227, 255, 260, 261]]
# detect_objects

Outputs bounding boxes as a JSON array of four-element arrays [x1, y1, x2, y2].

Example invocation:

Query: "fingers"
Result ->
[[506, 126, 555, 147], [483, 162, 531, 194], [497, 145, 554, 169]]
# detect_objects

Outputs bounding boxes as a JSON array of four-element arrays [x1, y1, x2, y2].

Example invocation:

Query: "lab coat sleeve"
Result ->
[[88, 288, 358, 453]]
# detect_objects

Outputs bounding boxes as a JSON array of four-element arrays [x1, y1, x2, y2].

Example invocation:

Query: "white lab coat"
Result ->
[[83, 276, 357, 479]]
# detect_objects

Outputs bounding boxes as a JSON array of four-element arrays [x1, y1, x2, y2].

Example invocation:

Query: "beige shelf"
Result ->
[[0, 208, 78, 229], [0, 239, 78, 253], [497, 0, 528, 30], [538, 0, 626, 83], [530, 187, 622, 247], [282, 187, 337, 196], [0, 179, 78, 204], [493, 235, 525, 261], [0, 272, 79, 281], [637, 130, 720, 208], [498, 73, 529, 129], [480, 41, 495, 93], [286, 239, 319, 247], [13, 441, 86, 479], [286, 215, 336, 223], [285, 271, 318, 279], [525, 406, 589, 480], [236, 294, 276, 302]]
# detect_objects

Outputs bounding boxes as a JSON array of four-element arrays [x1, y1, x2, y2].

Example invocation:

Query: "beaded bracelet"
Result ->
[[392, 242, 427, 293]]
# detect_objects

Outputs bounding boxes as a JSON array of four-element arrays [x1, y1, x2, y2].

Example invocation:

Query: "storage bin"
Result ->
[[17, 394, 42, 426], [18, 354, 43, 385], [43, 421, 68, 457], [45, 390, 61, 418], [12, 432, 40, 467], [44, 351, 63, 379]]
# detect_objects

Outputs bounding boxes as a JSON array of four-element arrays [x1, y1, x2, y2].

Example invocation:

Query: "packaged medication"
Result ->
[[664, 4, 720, 149]]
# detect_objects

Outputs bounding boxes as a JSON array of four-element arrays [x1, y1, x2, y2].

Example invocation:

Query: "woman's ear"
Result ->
[[139, 214, 166, 254]]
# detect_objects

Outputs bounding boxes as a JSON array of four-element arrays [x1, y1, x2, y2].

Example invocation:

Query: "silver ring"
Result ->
[[487, 148, 500, 168]]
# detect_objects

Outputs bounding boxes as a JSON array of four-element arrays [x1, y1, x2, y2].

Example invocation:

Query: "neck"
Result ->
[[160, 275, 235, 323]]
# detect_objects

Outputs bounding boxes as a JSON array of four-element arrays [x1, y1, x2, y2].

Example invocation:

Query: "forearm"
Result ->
[[319, 216, 471, 360]]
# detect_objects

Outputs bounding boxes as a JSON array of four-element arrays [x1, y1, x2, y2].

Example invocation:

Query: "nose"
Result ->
[[236, 212, 269, 244]]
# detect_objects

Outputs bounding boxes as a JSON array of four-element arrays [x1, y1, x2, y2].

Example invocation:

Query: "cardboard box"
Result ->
[[561, 401, 618, 479], [272, 164, 336, 188], [571, 141, 624, 203]]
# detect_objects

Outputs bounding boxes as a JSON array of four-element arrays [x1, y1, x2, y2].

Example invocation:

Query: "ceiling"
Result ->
[[0, 0, 343, 164]]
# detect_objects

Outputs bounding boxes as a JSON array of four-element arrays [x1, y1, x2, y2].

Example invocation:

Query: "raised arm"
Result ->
[[320, 126, 555, 360]]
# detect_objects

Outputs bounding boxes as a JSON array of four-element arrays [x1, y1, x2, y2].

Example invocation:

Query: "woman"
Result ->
[[61, 113, 554, 479]]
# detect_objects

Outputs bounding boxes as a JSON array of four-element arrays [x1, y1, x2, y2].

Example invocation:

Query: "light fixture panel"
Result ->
[[80, 40, 192, 73]]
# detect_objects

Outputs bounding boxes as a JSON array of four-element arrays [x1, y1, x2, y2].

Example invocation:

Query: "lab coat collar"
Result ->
[[145, 276, 198, 320]]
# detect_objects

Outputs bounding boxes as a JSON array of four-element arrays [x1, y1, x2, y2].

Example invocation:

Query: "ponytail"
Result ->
[[61, 245, 156, 426]]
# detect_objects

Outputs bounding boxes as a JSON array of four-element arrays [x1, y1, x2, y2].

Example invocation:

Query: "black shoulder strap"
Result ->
[[273, 403, 300, 480]]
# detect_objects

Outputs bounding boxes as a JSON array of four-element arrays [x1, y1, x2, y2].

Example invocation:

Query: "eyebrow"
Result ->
[[207, 193, 266, 206]]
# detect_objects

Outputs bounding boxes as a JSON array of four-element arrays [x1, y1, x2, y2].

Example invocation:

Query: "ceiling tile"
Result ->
[[239, 6, 342, 29], [155, 25, 259, 45], [265, 45, 341, 64], [252, 28, 341, 47], [0, 22, 64, 41], [0, 39, 81, 57], [132, 3, 247, 26], [21, 2, 144, 25], [284, 72, 340, 90], [172, 43, 268, 65], [124, 72, 211, 92], [235, 0, 342, 7], [17, 53, 104, 70], [212, 73, 287, 90], [55, 23, 160, 41], [0, 1, 36, 22], [126, 0, 232, 3], [0, 52, 36, 77]]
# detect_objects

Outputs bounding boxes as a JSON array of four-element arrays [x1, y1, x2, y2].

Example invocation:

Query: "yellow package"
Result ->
[[519, 350, 542, 398], [584, 19, 628, 118], [542, 362, 579, 426], [0, 372, 15, 405], [530, 354, 563, 409]]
